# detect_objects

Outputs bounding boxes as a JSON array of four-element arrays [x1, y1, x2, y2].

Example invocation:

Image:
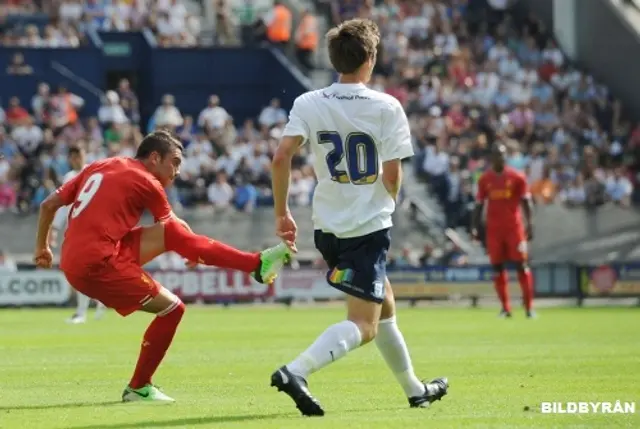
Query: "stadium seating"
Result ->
[[1, 0, 640, 267]]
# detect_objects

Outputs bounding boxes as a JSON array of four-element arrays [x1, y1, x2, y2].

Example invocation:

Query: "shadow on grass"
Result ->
[[0, 401, 121, 411], [68, 413, 291, 429]]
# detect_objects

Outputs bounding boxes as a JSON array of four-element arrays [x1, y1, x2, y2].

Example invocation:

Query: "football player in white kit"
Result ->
[[50, 145, 107, 324], [269, 19, 448, 416]]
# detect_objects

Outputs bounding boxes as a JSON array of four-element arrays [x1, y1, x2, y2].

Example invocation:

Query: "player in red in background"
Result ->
[[33, 130, 292, 402], [471, 144, 535, 319]]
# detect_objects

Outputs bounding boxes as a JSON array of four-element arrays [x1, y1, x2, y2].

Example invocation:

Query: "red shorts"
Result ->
[[63, 227, 162, 317], [486, 229, 528, 265]]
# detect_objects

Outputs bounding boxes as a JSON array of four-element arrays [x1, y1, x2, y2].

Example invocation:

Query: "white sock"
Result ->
[[95, 301, 106, 316], [287, 320, 362, 379], [375, 316, 425, 397], [75, 293, 91, 318]]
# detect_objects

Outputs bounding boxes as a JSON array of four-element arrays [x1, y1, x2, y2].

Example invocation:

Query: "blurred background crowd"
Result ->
[[1, 0, 639, 267]]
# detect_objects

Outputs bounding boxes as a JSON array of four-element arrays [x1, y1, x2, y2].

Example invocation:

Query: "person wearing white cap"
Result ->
[[98, 90, 129, 126]]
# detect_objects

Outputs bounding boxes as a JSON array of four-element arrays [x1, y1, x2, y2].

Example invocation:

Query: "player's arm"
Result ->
[[36, 193, 66, 251], [518, 176, 534, 240], [49, 203, 70, 248], [34, 172, 85, 266], [272, 135, 304, 217], [471, 176, 486, 240], [382, 159, 403, 201], [272, 97, 309, 246], [380, 101, 414, 201]]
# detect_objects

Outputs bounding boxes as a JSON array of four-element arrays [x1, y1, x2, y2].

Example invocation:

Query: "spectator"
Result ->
[[49, 86, 84, 133], [151, 94, 183, 130], [234, 0, 265, 46], [289, 168, 313, 207], [214, 0, 237, 46], [264, 0, 292, 49], [294, 10, 318, 75], [11, 116, 43, 159], [559, 174, 586, 208], [258, 98, 287, 129], [198, 95, 229, 132], [117, 78, 140, 124], [606, 167, 633, 207], [31, 83, 51, 125], [5, 97, 30, 127], [207, 171, 234, 210], [530, 165, 557, 205], [6, 53, 33, 75], [0, 150, 17, 212], [98, 91, 129, 126]]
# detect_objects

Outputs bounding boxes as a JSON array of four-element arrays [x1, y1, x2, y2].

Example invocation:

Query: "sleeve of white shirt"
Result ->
[[379, 100, 414, 162], [282, 96, 310, 143]]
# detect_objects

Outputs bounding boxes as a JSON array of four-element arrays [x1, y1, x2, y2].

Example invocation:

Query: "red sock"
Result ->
[[518, 269, 534, 311], [164, 219, 261, 273], [129, 301, 186, 389], [494, 270, 511, 312]]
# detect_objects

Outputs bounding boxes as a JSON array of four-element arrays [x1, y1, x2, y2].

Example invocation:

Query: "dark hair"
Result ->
[[68, 145, 83, 157], [326, 19, 380, 74], [135, 129, 184, 159]]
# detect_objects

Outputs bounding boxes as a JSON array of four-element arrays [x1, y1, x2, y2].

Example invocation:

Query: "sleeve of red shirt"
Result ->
[[142, 176, 173, 222], [476, 174, 487, 202], [55, 169, 86, 206]]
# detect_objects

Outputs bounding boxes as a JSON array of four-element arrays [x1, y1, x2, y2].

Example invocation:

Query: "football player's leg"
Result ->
[[509, 234, 534, 316], [487, 235, 511, 315], [137, 221, 290, 283], [284, 231, 391, 381], [376, 280, 449, 406], [271, 231, 385, 416], [123, 281, 185, 403], [67, 291, 91, 324], [94, 300, 107, 320]]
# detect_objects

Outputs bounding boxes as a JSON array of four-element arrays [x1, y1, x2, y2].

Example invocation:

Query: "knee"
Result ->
[[159, 299, 186, 320], [350, 319, 378, 344], [492, 264, 505, 273]]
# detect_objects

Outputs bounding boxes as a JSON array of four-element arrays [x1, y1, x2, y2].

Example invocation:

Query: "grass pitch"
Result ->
[[0, 305, 638, 428]]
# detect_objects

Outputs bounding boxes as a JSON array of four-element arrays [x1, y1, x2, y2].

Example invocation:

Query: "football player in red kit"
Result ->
[[33, 130, 292, 402], [472, 144, 535, 318]]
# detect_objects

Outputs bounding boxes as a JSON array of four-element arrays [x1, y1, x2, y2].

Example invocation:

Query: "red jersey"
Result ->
[[56, 157, 172, 275], [476, 167, 529, 232]]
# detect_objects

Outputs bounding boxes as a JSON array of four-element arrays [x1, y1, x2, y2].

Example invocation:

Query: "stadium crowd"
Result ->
[[0, 0, 202, 47], [1, 0, 640, 267], [356, 0, 638, 233]]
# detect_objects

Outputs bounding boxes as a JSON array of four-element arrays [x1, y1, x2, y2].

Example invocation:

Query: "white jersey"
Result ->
[[52, 169, 82, 231], [283, 83, 414, 238]]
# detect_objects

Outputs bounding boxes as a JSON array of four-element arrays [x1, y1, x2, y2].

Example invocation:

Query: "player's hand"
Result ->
[[526, 224, 534, 241], [276, 213, 297, 250], [33, 247, 54, 269]]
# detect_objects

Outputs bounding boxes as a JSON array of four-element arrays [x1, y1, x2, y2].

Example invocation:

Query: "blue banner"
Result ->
[[579, 263, 640, 297], [1, 40, 309, 126]]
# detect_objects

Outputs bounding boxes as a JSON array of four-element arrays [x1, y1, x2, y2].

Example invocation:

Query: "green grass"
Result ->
[[0, 306, 638, 428]]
